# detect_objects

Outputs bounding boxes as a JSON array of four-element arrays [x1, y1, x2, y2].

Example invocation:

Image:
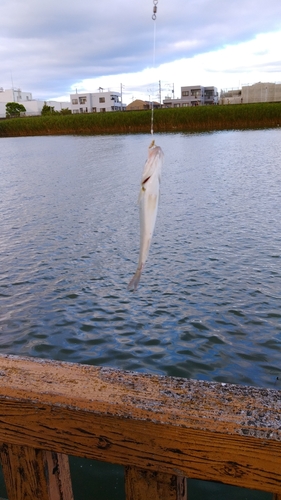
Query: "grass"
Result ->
[[0, 102, 281, 137]]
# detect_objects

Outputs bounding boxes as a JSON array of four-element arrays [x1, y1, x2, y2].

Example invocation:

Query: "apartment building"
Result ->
[[163, 85, 219, 107], [70, 91, 126, 113]]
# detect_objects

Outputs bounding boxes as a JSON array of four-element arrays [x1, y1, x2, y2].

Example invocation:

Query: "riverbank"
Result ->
[[0, 102, 281, 137]]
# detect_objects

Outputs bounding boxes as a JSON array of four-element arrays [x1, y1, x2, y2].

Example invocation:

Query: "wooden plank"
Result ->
[[45, 451, 73, 500], [0, 444, 73, 500], [0, 354, 280, 494], [273, 495, 281, 500], [125, 467, 187, 500]]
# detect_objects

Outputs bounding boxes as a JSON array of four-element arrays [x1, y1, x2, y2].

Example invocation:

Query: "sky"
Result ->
[[1, 0, 281, 104]]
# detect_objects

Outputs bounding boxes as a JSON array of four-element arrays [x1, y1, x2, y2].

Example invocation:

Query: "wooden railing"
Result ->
[[0, 354, 280, 500]]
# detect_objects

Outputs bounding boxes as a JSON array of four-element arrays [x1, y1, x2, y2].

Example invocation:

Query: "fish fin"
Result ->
[[128, 266, 143, 291]]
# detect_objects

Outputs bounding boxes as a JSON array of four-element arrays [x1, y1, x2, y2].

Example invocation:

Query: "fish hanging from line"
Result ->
[[128, 140, 164, 291]]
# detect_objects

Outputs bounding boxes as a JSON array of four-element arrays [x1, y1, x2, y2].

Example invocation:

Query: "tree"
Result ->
[[41, 104, 71, 115], [60, 108, 71, 115], [41, 104, 56, 115], [6, 102, 26, 118]]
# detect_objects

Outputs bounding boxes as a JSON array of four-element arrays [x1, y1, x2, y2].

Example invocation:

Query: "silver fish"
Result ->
[[128, 140, 164, 291]]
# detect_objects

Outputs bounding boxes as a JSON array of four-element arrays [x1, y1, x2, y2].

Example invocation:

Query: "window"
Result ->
[[99, 97, 105, 103], [182, 91, 189, 96], [79, 97, 87, 104], [92, 107, 96, 112], [72, 99, 78, 105], [100, 108, 106, 112]]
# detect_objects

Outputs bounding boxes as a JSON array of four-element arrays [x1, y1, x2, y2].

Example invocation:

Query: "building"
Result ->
[[220, 82, 281, 105], [219, 88, 242, 105], [70, 91, 126, 113], [163, 85, 219, 108], [126, 99, 161, 111], [242, 82, 281, 104], [0, 87, 70, 118]]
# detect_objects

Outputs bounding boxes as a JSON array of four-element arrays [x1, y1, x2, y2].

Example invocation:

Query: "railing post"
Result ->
[[0, 444, 73, 500], [125, 466, 187, 500]]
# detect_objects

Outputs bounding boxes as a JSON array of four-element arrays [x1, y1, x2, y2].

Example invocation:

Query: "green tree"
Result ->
[[6, 102, 26, 118], [60, 108, 71, 115], [41, 103, 56, 115]]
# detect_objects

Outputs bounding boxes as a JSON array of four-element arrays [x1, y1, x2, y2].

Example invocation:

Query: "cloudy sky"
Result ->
[[1, 0, 281, 104]]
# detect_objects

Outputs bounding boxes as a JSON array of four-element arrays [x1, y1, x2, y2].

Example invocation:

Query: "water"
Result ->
[[1, 130, 281, 499]]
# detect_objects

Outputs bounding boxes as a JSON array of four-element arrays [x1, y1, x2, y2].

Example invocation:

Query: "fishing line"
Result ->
[[151, 0, 158, 136]]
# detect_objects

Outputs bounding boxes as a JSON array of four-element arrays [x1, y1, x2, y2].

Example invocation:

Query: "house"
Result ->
[[0, 87, 70, 117], [70, 91, 126, 113], [163, 86, 219, 108], [126, 99, 161, 111]]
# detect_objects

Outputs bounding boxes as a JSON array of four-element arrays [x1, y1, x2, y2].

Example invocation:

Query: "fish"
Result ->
[[128, 140, 164, 291]]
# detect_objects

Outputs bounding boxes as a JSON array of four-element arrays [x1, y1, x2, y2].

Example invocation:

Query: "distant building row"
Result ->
[[1, 81, 281, 118]]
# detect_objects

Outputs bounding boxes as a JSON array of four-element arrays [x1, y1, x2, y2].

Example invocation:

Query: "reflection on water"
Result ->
[[1, 130, 281, 500]]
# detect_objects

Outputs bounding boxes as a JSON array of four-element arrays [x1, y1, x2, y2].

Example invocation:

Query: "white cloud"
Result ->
[[68, 30, 281, 104]]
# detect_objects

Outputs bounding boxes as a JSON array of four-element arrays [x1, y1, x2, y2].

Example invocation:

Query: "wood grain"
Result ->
[[125, 467, 187, 500], [0, 354, 280, 494], [0, 444, 73, 500]]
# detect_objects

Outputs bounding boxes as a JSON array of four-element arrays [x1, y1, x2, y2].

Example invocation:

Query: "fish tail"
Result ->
[[128, 266, 143, 291]]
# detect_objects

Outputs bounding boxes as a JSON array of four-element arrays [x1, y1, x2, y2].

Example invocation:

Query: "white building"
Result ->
[[70, 91, 126, 113], [0, 88, 70, 118], [163, 85, 219, 107]]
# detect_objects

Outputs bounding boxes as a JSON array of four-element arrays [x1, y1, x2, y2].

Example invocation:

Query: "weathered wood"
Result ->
[[45, 451, 73, 500], [0, 444, 73, 500], [125, 467, 187, 500], [177, 476, 188, 500], [0, 354, 280, 494]]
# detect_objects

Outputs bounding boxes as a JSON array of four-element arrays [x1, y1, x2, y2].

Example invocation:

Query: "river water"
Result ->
[[1, 130, 281, 499]]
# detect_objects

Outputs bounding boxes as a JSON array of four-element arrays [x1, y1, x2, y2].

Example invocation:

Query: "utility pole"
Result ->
[[120, 83, 125, 110], [159, 80, 161, 105]]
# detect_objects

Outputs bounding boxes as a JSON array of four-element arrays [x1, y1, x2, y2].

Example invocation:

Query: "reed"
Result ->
[[0, 102, 281, 137]]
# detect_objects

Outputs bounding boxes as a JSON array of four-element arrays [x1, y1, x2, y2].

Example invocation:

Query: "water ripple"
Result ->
[[1, 131, 281, 390]]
